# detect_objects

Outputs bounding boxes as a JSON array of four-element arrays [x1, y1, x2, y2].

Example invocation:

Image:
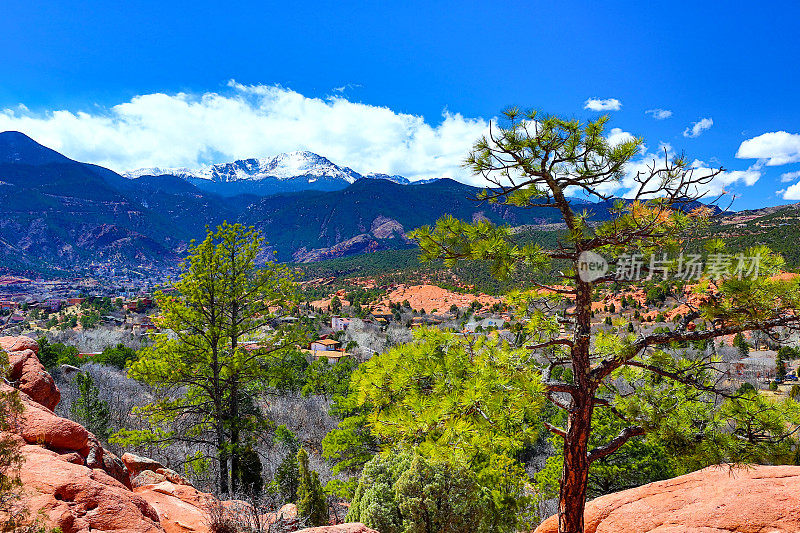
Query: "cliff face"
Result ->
[[0, 336, 375, 533]]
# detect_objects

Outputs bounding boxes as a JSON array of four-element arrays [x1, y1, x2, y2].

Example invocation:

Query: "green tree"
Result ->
[[36, 338, 79, 369], [790, 384, 800, 401], [113, 222, 300, 496], [777, 354, 788, 381], [348, 450, 527, 533], [95, 343, 138, 369], [327, 329, 541, 530], [330, 295, 342, 314], [411, 109, 800, 533], [734, 333, 750, 357], [70, 372, 112, 441], [297, 448, 327, 526]]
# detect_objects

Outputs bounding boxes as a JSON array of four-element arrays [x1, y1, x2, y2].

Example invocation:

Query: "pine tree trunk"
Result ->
[[558, 393, 593, 533], [218, 420, 229, 496], [230, 378, 240, 494], [558, 278, 595, 533]]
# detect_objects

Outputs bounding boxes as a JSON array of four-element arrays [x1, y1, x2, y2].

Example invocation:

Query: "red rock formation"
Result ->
[[1, 335, 60, 409], [534, 464, 800, 533], [14, 440, 163, 533], [134, 482, 208, 533], [1, 335, 375, 533]]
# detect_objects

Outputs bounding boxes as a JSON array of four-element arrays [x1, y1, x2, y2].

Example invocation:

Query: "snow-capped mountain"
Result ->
[[123, 151, 429, 196], [124, 151, 362, 183], [363, 173, 410, 185]]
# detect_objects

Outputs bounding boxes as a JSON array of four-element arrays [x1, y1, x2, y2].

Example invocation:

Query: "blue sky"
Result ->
[[2, 0, 799, 209]]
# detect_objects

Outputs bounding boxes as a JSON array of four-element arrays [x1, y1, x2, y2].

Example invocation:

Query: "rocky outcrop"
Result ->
[[1, 335, 60, 409], [534, 464, 800, 533], [14, 440, 163, 533], [133, 482, 208, 533], [0, 336, 206, 532], [1, 335, 373, 533]]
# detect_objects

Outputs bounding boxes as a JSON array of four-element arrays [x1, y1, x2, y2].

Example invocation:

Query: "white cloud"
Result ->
[[780, 182, 800, 200], [736, 131, 800, 166], [0, 81, 491, 184], [606, 127, 635, 146], [584, 98, 622, 111], [645, 108, 672, 120], [780, 170, 800, 183], [683, 118, 713, 138]]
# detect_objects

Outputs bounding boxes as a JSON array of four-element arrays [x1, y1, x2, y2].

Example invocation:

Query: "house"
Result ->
[[44, 299, 65, 311], [132, 323, 157, 334], [67, 297, 85, 306], [0, 300, 19, 311], [310, 338, 341, 352], [331, 316, 352, 331], [480, 317, 506, 329], [123, 301, 138, 312]]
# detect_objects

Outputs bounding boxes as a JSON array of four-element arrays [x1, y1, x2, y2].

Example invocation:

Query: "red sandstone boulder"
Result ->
[[132, 470, 168, 488], [122, 452, 165, 477], [296, 525, 379, 533], [534, 464, 800, 533], [4, 382, 89, 450], [134, 481, 210, 533], [14, 440, 164, 533], [121, 453, 189, 487], [0, 335, 39, 354], [2, 336, 60, 410], [0, 336, 224, 533]]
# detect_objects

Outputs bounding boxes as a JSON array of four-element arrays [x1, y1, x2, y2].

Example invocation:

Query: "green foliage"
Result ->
[[79, 310, 101, 329], [233, 447, 262, 497], [36, 338, 79, 369], [70, 372, 112, 441], [301, 357, 357, 399], [348, 328, 544, 461], [322, 390, 379, 479], [733, 333, 750, 357], [790, 385, 800, 401], [297, 448, 327, 526], [271, 426, 300, 503], [778, 346, 800, 361], [95, 344, 138, 369], [348, 450, 531, 533], [777, 355, 788, 381], [112, 222, 301, 495], [770, 381, 779, 391], [330, 295, 342, 314]]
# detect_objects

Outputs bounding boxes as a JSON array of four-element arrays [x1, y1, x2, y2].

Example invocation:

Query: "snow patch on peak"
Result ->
[[125, 151, 363, 184]]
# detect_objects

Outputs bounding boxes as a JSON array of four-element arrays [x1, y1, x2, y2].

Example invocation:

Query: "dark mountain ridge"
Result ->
[[0, 131, 731, 275]]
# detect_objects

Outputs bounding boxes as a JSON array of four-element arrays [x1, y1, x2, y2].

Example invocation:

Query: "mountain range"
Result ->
[[123, 152, 411, 197], [0, 130, 735, 277]]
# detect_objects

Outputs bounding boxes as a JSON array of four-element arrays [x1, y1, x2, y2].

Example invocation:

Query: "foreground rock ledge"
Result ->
[[2, 335, 372, 533], [535, 464, 800, 533]]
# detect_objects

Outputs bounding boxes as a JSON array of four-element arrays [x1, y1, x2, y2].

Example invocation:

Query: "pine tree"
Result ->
[[113, 222, 301, 496], [70, 372, 111, 440], [412, 109, 800, 533], [297, 448, 327, 526]]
